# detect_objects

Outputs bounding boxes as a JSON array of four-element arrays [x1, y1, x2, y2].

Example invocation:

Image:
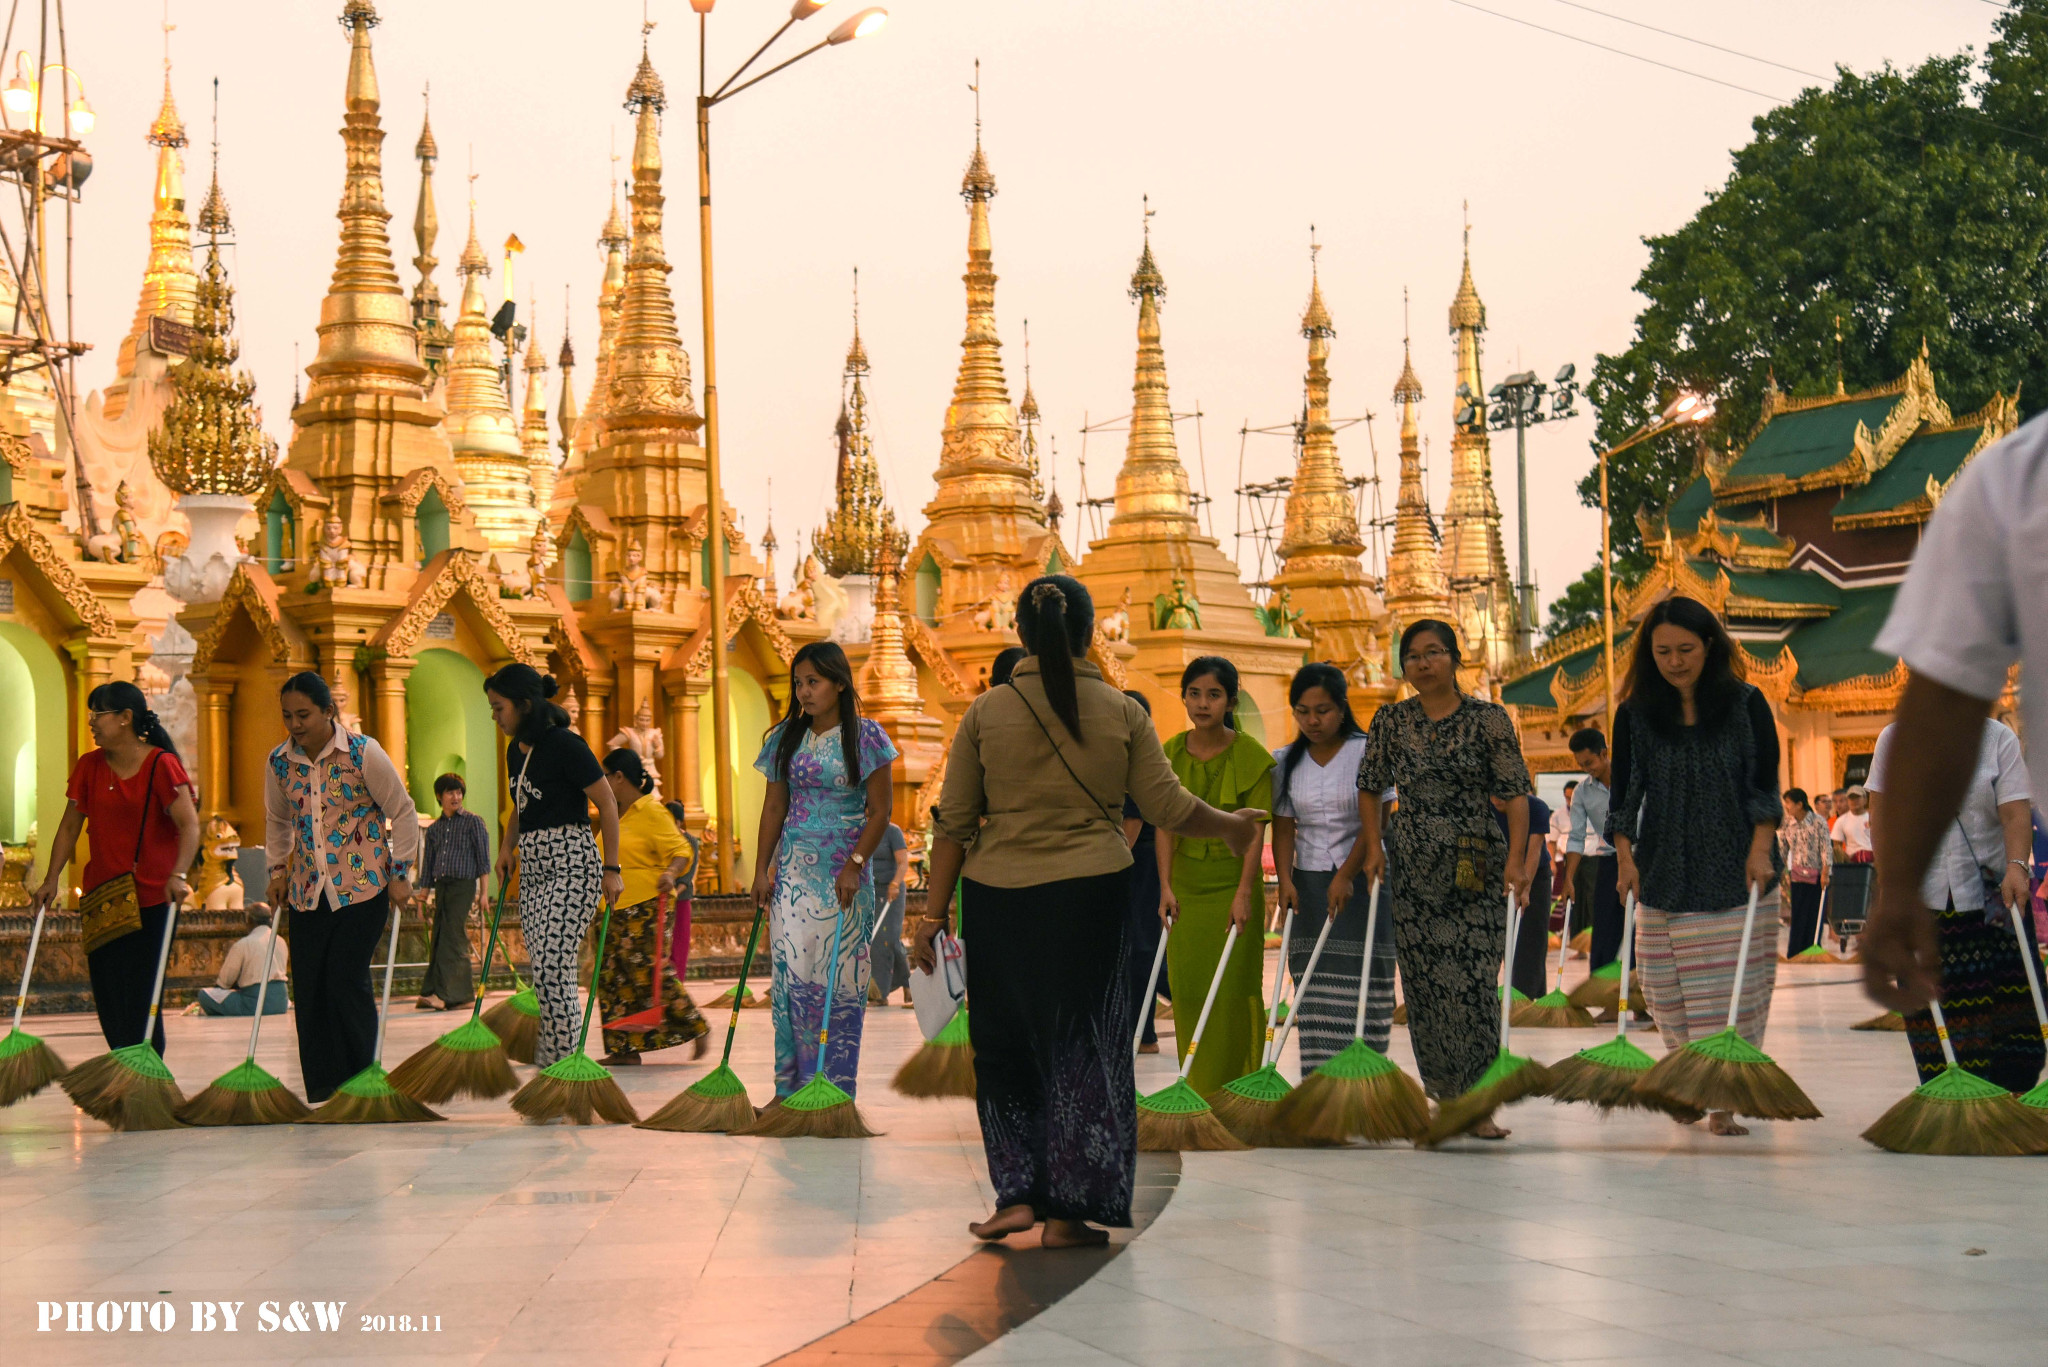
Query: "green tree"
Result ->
[[1548, 1, 2048, 640]]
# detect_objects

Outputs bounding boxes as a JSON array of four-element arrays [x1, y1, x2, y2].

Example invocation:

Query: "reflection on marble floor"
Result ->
[[4, 958, 2047, 1367]]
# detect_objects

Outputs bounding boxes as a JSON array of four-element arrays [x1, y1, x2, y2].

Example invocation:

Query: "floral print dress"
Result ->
[[754, 717, 899, 1097], [1358, 695, 1533, 1098]]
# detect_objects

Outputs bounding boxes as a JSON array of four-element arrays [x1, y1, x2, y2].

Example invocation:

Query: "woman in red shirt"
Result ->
[[33, 681, 201, 1056]]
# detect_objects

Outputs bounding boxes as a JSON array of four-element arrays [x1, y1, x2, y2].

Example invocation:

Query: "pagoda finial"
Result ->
[[846, 266, 869, 374], [1301, 224, 1332, 337], [1130, 195, 1165, 302], [1108, 207, 1195, 531], [961, 59, 995, 200], [408, 83, 448, 373], [1019, 317, 1043, 500], [106, 7, 199, 419], [555, 283, 578, 460], [930, 104, 1027, 490], [816, 284, 889, 577], [1277, 239, 1356, 565], [197, 78, 231, 241], [149, 8, 187, 149], [1448, 200, 1484, 333], [604, 36, 699, 431], [458, 158, 488, 277]]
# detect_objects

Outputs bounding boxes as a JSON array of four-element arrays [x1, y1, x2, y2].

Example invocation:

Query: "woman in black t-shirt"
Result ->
[[487, 664, 624, 1067]]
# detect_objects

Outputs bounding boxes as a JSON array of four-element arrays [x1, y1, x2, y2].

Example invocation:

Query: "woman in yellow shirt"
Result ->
[[596, 749, 708, 1065]]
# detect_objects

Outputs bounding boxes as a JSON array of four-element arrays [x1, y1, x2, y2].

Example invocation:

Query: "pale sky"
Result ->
[[65, 0, 2005, 624]]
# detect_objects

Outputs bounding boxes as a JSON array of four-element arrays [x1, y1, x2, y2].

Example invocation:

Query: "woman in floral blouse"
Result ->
[[1779, 789, 1831, 956]]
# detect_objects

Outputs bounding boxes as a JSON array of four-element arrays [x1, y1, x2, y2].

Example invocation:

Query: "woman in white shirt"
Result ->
[[1271, 664, 1391, 1072]]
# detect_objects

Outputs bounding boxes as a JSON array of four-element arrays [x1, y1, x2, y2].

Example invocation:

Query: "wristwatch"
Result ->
[[849, 852, 866, 867]]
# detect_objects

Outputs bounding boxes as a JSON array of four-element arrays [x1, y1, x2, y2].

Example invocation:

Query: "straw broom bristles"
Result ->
[[729, 898, 872, 1138], [892, 1003, 976, 1098], [482, 985, 542, 1063], [512, 1052, 638, 1125], [1208, 908, 1311, 1146], [2003, 900, 2048, 1113], [1519, 928, 1596, 1027], [1423, 1052, 1554, 1144], [1634, 1029, 1821, 1121], [390, 888, 519, 1102], [177, 1059, 313, 1127], [308, 900, 445, 1125], [638, 1061, 755, 1132], [1137, 922, 1250, 1152], [1567, 962, 1622, 1011], [0, 906, 65, 1107], [60, 910, 185, 1131], [1852, 1010, 1908, 1031], [1547, 894, 1701, 1122], [1861, 999, 2048, 1154]]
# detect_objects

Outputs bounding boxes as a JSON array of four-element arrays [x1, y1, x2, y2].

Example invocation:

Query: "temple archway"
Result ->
[[405, 646, 497, 856], [0, 621, 65, 846]]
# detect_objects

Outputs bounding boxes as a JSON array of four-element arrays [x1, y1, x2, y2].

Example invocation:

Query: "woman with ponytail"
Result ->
[[595, 749, 708, 1066], [488, 663, 623, 1069], [919, 576, 1262, 1248], [750, 642, 899, 1101], [1159, 656, 1274, 1096], [34, 681, 202, 1057]]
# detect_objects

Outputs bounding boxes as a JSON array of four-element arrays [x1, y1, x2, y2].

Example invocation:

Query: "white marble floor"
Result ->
[[4, 956, 2046, 1367]]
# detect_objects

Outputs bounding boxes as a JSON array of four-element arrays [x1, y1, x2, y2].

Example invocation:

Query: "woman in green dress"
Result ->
[[1158, 656, 1272, 1096]]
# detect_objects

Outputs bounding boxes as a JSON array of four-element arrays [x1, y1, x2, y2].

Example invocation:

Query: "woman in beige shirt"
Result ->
[[914, 575, 1261, 1250]]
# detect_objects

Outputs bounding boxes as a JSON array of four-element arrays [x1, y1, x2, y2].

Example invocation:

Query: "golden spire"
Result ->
[[148, 126, 276, 499], [1439, 208, 1513, 672], [409, 85, 450, 375], [1019, 318, 1044, 501], [521, 294, 557, 514], [602, 37, 699, 433], [442, 187, 531, 556], [1383, 291, 1450, 623], [815, 271, 889, 577], [106, 17, 199, 419], [1108, 199, 1196, 533], [1276, 229, 1360, 564], [861, 521, 926, 718], [555, 284, 577, 462], [761, 476, 781, 599], [195, 79, 231, 239], [306, 0, 429, 402], [570, 152, 631, 464]]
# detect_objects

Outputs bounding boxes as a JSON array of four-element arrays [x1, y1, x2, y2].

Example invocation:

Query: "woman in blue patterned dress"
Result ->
[[750, 642, 899, 1100]]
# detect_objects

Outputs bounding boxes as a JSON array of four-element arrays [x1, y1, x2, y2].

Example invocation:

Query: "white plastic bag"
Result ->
[[908, 927, 965, 1040]]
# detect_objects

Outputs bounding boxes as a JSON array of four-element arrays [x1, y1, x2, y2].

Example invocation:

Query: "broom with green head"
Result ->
[[1130, 917, 1171, 1100], [178, 907, 310, 1125], [1138, 922, 1251, 1152], [1518, 902, 1597, 1028], [1853, 1011, 1908, 1031], [1633, 883, 1820, 1122], [1275, 881, 1429, 1145], [893, 887, 974, 1099], [1424, 891, 1554, 1145], [1209, 906, 1307, 1144], [639, 904, 767, 1132], [389, 883, 519, 1102], [2003, 900, 2048, 1112], [309, 898, 443, 1124], [61, 903, 186, 1130], [511, 898, 639, 1125], [1786, 886, 1841, 962], [0, 901, 66, 1107], [1862, 992, 2048, 1154], [1549, 894, 1701, 1121], [736, 895, 876, 1139]]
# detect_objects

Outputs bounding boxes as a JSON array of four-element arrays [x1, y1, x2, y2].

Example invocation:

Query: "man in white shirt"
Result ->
[[1863, 410, 2048, 1011], [1830, 787, 1873, 863], [196, 906, 291, 1016], [1561, 728, 1621, 969]]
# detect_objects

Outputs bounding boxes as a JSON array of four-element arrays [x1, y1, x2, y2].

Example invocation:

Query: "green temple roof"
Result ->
[[1784, 585, 1898, 689], [1831, 426, 1982, 521], [1719, 394, 1900, 491]]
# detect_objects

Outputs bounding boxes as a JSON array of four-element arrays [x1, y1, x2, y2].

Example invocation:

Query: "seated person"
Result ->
[[196, 905, 290, 1016]]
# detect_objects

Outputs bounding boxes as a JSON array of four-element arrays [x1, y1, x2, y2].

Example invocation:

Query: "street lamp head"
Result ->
[[1553, 362, 1576, 386], [3, 53, 33, 116], [828, 7, 888, 44], [690, 0, 715, 12], [1662, 391, 1714, 425], [790, 0, 829, 17], [67, 93, 93, 136]]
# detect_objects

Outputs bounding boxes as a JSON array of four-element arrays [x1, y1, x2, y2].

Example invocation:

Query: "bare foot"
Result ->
[[1470, 1119, 1511, 1141], [1138, 1041, 1160, 1054], [969, 1204, 1036, 1241], [1041, 1219, 1110, 1248], [1707, 1111, 1749, 1137]]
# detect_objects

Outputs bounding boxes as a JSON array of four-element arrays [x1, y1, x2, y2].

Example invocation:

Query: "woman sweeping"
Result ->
[[1271, 663, 1390, 1072], [750, 643, 898, 1101], [1160, 657, 1273, 1095], [1608, 595, 1784, 1137], [918, 575, 1261, 1247], [597, 750, 709, 1066], [1358, 621, 1532, 1137], [1866, 716, 2040, 1093], [33, 682, 201, 1059], [488, 664, 623, 1069], [262, 673, 421, 1103]]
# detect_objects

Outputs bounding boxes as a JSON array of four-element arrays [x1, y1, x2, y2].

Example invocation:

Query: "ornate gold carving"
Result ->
[[0, 504, 120, 636], [1831, 734, 1882, 784], [602, 44, 701, 434], [902, 614, 973, 701], [684, 581, 796, 677], [378, 551, 537, 664], [815, 304, 894, 578], [1799, 661, 1909, 718], [189, 563, 296, 671], [148, 225, 277, 497], [386, 465, 468, 517], [1106, 231, 1197, 533]]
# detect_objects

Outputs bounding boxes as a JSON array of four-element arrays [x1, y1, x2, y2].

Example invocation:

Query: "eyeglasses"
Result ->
[[1402, 648, 1454, 666]]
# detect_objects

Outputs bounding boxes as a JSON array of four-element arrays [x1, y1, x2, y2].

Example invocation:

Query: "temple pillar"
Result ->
[[197, 667, 237, 821], [372, 655, 414, 784]]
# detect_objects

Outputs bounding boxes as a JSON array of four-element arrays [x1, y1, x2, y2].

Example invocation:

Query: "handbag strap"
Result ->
[[127, 749, 163, 873], [1004, 681, 1119, 829]]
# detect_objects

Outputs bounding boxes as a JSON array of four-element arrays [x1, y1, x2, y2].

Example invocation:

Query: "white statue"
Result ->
[[562, 689, 583, 730], [307, 515, 367, 591], [86, 481, 150, 564], [1100, 586, 1133, 643], [608, 698, 665, 795], [811, 558, 851, 635], [610, 538, 662, 612], [778, 553, 821, 621], [973, 568, 1018, 634], [330, 673, 363, 732]]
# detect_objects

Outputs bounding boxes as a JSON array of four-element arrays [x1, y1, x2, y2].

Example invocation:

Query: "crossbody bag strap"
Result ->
[[1004, 681, 1119, 828], [130, 749, 163, 872]]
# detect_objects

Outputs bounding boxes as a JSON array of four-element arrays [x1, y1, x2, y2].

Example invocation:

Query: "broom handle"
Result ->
[[811, 895, 851, 1085], [241, 906, 284, 1063], [1352, 880, 1382, 1041], [1178, 923, 1239, 1083], [575, 898, 616, 1055], [1722, 883, 1762, 1034], [372, 896, 403, 1065], [1498, 892, 1518, 1052], [468, 882, 513, 1024], [720, 905, 767, 1068], [1555, 898, 1570, 993], [1271, 902, 1339, 1061], [1261, 909, 1293, 1068], [9, 904, 47, 1033], [142, 899, 180, 1045], [1927, 997, 1962, 1070], [1613, 893, 1637, 1042], [2007, 901, 2048, 1038], [1132, 921, 1171, 1058]]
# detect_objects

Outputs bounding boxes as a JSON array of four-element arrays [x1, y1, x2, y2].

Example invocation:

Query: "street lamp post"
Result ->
[[689, 0, 887, 891], [1487, 364, 1579, 657], [1594, 391, 1715, 737]]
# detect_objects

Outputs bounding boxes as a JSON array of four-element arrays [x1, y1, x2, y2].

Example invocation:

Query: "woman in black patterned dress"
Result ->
[[1359, 620, 1534, 1137]]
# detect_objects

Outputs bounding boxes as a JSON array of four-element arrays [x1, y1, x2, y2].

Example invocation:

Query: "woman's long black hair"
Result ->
[[770, 641, 864, 785], [1621, 594, 1745, 735], [88, 680, 180, 758], [1014, 574, 1095, 738], [1274, 662, 1362, 809], [1180, 655, 1240, 733], [484, 662, 572, 744], [602, 747, 654, 795]]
